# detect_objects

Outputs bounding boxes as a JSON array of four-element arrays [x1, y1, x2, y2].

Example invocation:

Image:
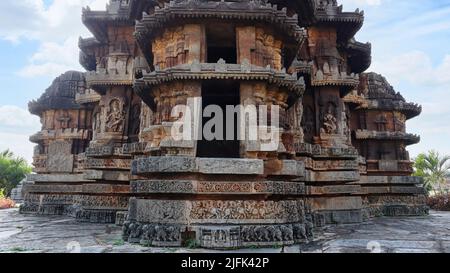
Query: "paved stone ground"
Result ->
[[1, 208, 449, 253]]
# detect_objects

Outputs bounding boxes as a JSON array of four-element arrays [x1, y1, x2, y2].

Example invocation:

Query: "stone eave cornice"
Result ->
[[79, 37, 102, 50], [30, 129, 92, 144], [347, 39, 372, 73], [136, 60, 306, 95], [28, 98, 82, 117], [343, 92, 367, 106], [85, 70, 134, 94], [362, 99, 422, 120], [129, 0, 158, 19], [315, 6, 364, 44], [311, 72, 360, 88], [135, 0, 307, 59], [75, 89, 102, 105], [289, 59, 313, 75], [354, 130, 420, 145], [82, 6, 134, 43], [79, 37, 103, 71]]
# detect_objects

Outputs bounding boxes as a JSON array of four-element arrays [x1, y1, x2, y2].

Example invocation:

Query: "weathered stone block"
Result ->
[[134, 199, 189, 224], [133, 157, 197, 174], [309, 196, 362, 211], [197, 158, 264, 175], [311, 171, 360, 182]]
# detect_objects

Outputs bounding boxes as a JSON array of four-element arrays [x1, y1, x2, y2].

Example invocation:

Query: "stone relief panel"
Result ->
[[320, 99, 339, 135], [134, 200, 188, 224], [190, 200, 303, 223], [47, 140, 74, 173], [152, 26, 196, 69], [105, 97, 126, 133], [253, 28, 283, 70]]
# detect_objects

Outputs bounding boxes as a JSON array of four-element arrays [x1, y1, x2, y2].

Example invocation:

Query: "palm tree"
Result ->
[[414, 150, 450, 195]]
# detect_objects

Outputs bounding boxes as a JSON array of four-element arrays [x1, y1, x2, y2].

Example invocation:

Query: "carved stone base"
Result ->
[[313, 209, 363, 225], [363, 195, 429, 218], [122, 222, 314, 249], [75, 209, 126, 224]]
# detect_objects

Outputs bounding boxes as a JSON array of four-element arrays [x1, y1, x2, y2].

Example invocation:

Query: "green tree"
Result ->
[[0, 150, 32, 197], [414, 150, 450, 195]]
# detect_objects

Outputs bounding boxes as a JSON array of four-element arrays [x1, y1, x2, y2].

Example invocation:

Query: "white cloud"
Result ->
[[371, 51, 450, 86], [17, 36, 81, 78], [0, 132, 36, 165], [0, 106, 41, 164], [0, 0, 109, 78], [0, 105, 40, 130]]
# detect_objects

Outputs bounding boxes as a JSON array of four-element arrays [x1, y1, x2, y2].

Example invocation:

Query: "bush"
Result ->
[[0, 197, 16, 210], [427, 194, 450, 211], [0, 150, 32, 197]]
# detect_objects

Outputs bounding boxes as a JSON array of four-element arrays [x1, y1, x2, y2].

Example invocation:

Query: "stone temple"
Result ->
[[21, 0, 428, 249]]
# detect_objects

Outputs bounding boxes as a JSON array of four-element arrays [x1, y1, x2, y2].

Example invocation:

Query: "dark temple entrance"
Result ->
[[197, 81, 240, 158], [206, 23, 237, 63]]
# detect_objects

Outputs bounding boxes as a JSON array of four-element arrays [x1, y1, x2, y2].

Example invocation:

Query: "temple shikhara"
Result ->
[[21, 0, 428, 248]]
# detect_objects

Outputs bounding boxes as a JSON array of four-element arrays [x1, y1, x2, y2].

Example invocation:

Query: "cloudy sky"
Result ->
[[0, 0, 449, 164]]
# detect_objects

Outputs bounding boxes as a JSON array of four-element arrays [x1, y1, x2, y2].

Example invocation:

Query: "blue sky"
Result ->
[[0, 0, 449, 164]]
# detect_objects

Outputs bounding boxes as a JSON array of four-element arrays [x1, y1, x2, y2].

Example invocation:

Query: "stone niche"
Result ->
[[92, 87, 133, 145]]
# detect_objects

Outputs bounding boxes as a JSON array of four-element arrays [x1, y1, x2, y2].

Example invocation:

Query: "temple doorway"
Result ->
[[206, 23, 237, 63], [197, 81, 241, 158]]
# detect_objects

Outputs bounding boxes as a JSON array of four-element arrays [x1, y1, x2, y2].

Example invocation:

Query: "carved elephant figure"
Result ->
[[254, 226, 270, 242], [155, 225, 168, 242], [166, 226, 180, 242], [241, 226, 255, 242], [293, 224, 307, 240], [281, 225, 294, 241], [305, 216, 315, 238], [129, 223, 143, 242], [140, 224, 154, 243], [268, 226, 283, 242]]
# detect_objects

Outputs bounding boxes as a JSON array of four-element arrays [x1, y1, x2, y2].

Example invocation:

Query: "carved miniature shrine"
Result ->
[[21, 0, 428, 249]]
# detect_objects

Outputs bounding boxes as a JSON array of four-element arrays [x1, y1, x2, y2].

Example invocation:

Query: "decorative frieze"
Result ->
[[131, 180, 305, 195]]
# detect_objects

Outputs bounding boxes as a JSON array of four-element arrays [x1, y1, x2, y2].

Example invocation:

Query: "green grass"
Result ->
[[184, 239, 200, 249], [10, 247, 27, 252], [112, 239, 125, 246]]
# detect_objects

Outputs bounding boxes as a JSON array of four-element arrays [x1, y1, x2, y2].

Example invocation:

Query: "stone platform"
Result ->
[[1, 208, 449, 253]]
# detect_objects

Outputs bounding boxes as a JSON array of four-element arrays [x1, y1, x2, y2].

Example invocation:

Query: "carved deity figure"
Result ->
[[321, 106, 337, 134], [106, 98, 125, 133], [93, 111, 101, 134]]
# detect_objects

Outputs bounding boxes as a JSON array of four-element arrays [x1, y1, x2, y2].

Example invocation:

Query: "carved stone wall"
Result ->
[[152, 25, 204, 69], [237, 26, 283, 70]]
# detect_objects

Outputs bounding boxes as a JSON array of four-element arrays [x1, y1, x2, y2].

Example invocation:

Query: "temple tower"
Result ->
[[19, 0, 428, 249], [77, 0, 142, 223], [346, 73, 428, 217], [124, 0, 310, 248], [22, 71, 93, 216]]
